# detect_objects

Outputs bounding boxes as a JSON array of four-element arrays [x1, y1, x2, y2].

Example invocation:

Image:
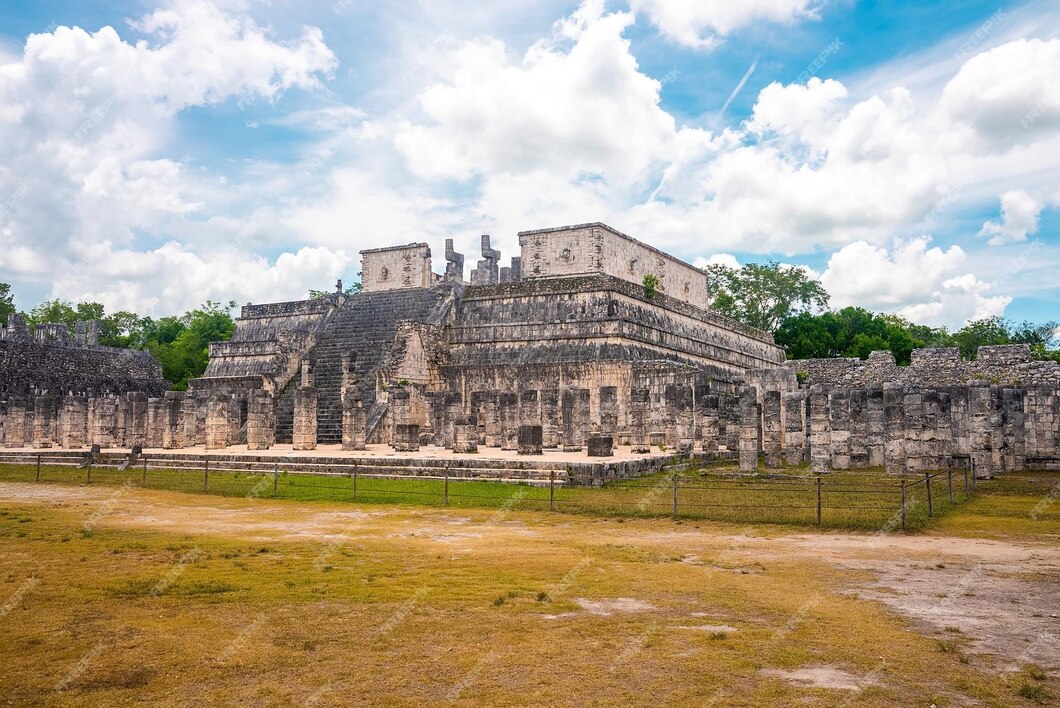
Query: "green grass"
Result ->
[[0, 461, 978, 531]]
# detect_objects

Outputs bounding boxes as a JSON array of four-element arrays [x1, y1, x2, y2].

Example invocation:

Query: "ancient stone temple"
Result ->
[[1, 222, 1056, 477], [185, 222, 784, 448]]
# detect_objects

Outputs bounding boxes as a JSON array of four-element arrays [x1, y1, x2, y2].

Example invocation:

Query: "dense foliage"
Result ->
[[706, 260, 830, 333]]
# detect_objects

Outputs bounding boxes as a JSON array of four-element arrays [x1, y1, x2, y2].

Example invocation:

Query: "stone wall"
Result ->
[[788, 345, 1060, 388], [360, 243, 435, 293], [0, 318, 166, 397], [518, 223, 710, 308]]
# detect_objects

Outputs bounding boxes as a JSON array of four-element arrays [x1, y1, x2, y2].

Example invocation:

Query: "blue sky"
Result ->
[[0, 0, 1057, 330]]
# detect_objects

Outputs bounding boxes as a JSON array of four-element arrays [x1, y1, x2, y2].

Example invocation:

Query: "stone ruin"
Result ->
[[1, 221, 1057, 476]]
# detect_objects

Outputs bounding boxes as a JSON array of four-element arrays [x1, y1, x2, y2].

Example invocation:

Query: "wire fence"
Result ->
[[0, 452, 976, 531]]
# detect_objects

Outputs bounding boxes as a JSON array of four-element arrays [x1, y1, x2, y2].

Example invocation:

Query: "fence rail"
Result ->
[[0, 453, 976, 532]]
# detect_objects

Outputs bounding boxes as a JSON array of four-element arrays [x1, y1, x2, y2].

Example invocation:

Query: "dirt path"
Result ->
[[2, 481, 1057, 673]]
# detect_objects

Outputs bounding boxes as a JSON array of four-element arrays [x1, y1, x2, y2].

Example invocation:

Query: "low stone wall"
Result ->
[[787, 345, 1060, 388]]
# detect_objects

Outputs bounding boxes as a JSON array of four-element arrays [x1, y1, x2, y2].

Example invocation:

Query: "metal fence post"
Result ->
[[204, 458, 209, 492], [947, 464, 954, 504], [900, 480, 907, 532], [964, 465, 970, 497], [549, 470, 555, 512], [273, 463, 279, 498], [925, 472, 932, 517], [353, 469, 358, 500], [444, 468, 450, 506], [672, 473, 678, 518], [142, 457, 147, 487], [35, 454, 41, 482], [816, 476, 822, 527]]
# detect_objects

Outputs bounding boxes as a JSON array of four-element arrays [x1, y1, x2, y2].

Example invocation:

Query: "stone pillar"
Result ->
[[520, 389, 539, 430], [588, 434, 613, 457], [182, 396, 206, 447], [904, 389, 926, 473], [540, 389, 560, 448], [883, 383, 906, 476], [699, 393, 720, 454], [517, 425, 543, 455], [561, 387, 589, 452], [866, 387, 885, 468], [936, 391, 954, 467], [61, 396, 88, 449], [968, 381, 995, 478], [672, 385, 695, 454], [443, 392, 463, 450], [724, 394, 741, 453], [453, 417, 479, 453], [599, 386, 618, 437], [163, 392, 186, 449], [630, 387, 651, 454], [498, 392, 519, 451], [292, 387, 318, 451], [828, 388, 851, 470], [32, 395, 58, 449], [145, 397, 165, 448], [126, 392, 149, 448], [738, 386, 760, 472], [848, 389, 869, 468], [247, 389, 276, 451], [341, 393, 367, 452], [205, 394, 231, 450], [808, 385, 831, 475], [92, 395, 119, 449], [1001, 388, 1025, 473], [762, 390, 783, 468], [394, 424, 420, 452], [921, 390, 941, 470], [114, 395, 129, 447], [782, 391, 807, 466]]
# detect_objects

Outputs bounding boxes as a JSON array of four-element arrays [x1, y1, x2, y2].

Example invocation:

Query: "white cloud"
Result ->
[[693, 253, 740, 269], [0, 0, 337, 314], [630, 0, 825, 49], [978, 190, 1043, 245], [819, 237, 1010, 328]]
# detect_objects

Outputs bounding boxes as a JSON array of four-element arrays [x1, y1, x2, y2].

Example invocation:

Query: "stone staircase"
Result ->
[[273, 285, 453, 443]]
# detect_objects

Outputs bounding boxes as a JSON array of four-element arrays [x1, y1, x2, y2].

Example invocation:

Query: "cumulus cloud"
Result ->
[[0, 0, 337, 313], [630, 0, 825, 49], [819, 237, 1009, 328], [978, 190, 1043, 246]]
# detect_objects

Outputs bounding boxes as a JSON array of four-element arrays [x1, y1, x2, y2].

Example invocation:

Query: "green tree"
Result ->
[[150, 301, 236, 390], [706, 260, 830, 333], [951, 317, 1013, 359], [0, 283, 15, 324]]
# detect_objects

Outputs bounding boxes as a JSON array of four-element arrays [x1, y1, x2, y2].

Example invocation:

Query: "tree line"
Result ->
[[705, 261, 1059, 364]]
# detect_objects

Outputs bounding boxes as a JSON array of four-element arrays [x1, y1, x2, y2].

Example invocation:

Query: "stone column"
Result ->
[[145, 397, 165, 448], [540, 389, 560, 448], [699, 393, 720, 454], [724, 394, 741, 453], [599, 386, 619, 437], [673, 385, 695, 454], [443, 392, 463, 450], [561, 387, 589, 452], [126, 392, 149, 448], [782, 391, 807, 466], [903, 389, 925, 473], [808, 385, 831, 475], [498, 392, 519, 451], [394, 424, 420, 452], [828, 388, 851, 470], [1001, 388, 1025, 473], [762, 390, 783, 468], [292, 387, 318, 451], [453, 416, 479, 453], [247, 389, 276, 451], [922, 390, 941, 470], [848, 389, 869, 468], [205, 394, 231, 450], [92, 395, 119, 449], [517, 425, 543, 455], [520, 389, 539, 432], [182, 396, 206, 447], [340, 392, 366, 452], [630, 387, 651, 454], [866, 387, 885, 468], [738, 386, 760, 472], [163, 392, 186, 449], [61, 396, 88, 449], [936, 391, 954, 467], [32, 395, 58, 449], [968, 381, 995, 478], [883, 383, 905, 476]]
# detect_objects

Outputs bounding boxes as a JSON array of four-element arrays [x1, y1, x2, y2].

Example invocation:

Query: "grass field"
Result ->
[[0, 467, 1056, 705], [0, 460, 969, 531]]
